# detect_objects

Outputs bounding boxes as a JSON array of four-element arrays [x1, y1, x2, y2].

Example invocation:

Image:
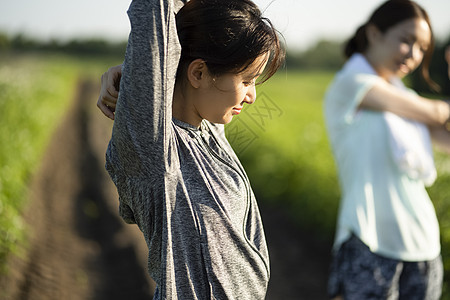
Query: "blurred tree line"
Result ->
[[0, 32, 127, 57], [0, 31, 448, 95]]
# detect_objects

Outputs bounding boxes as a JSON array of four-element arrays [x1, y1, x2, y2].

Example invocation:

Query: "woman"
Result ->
[[97, 0, 283, 299], [324, 0, 450, 299]]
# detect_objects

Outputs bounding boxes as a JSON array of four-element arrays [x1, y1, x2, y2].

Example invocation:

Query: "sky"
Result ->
[[0, 0, 449, 51]]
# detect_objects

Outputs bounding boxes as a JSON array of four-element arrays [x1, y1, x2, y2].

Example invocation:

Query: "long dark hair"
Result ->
[[345, 0, 438, 90], [175, 0, 284, 85]]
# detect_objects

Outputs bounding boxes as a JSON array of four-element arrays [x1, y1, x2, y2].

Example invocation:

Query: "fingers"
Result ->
[[97, 72, 117, 120], [97, 96, 115, 120], [97, 65, 122, 120], [105, 68, 120, 98], [107, 85, 119, 100], [100, 88, 118, 109]]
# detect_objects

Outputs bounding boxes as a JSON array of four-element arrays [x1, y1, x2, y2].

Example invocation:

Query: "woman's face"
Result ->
[[367, 18, 431, 80], [194, 54, 269, 124]]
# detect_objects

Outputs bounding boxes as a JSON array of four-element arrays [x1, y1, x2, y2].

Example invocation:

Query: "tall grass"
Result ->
[[2, 55, 450, 296]]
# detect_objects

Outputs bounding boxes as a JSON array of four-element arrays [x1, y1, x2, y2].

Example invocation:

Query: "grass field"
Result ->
[[2, 54, 450, 296]]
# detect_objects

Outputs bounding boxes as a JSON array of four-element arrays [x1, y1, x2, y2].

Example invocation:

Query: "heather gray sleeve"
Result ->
[[109, 0, 183, 177]]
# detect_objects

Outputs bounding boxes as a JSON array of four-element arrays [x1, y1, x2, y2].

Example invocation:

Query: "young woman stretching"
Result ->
[[324, 0, 450, 299], [97, 0, 283, 298]]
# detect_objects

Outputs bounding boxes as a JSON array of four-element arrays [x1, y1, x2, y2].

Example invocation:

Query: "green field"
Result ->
[[0, 53, 122, 271], [2, 54, 450, 296]]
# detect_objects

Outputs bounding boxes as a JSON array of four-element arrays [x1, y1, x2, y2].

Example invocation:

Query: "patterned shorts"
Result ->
[[328, 235, 443, 300]]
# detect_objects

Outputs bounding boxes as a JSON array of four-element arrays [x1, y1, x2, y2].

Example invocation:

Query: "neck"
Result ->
[[363, 52, 389, 81], [172, 84, 203, 128]]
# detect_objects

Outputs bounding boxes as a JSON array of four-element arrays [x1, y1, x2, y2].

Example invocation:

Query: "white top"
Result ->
[[324, 54, 440, 261]]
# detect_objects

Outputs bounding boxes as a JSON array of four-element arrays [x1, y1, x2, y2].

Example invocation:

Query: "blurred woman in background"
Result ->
[[324, 0, 450, 299]]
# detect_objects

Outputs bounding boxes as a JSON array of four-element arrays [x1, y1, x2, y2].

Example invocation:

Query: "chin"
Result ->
[[224, 115, 235, 124], [206, 117, 229, 125], [395, 71, 408, 79], [218, 118, 232, 125], [214, 114, 233, 125]]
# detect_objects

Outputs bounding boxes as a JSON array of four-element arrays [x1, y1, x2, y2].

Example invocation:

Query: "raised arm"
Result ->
[[110, 0, 184, 174], [360, 80, 450, 127]]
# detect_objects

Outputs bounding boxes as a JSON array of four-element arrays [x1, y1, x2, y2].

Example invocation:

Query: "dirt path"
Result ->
[[0, 78, 330, 299]]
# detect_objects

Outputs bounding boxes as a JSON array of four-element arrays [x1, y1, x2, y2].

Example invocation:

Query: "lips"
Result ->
[[400, 64, 410, 73], [232, 107, 242, 115], [397, 61, 411, 74]]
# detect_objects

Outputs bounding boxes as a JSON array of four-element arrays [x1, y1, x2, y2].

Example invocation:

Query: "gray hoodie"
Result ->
[[105, 0, 270, 299]]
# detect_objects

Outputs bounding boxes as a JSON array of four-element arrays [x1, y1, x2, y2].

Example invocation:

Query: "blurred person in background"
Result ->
[[324, 0, 450, 299], [96, 0, 284, 298]]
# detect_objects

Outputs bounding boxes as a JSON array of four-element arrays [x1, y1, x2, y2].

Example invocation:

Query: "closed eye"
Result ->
[[243, 80, 256, 87]]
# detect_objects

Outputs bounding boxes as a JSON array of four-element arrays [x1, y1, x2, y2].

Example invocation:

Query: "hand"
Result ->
[[97, 64, 122, 120], [446, 46, 450, 79]]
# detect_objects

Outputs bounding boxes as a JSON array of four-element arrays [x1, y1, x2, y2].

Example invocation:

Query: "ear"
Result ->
[[186, 59, 210, 89], [366, 23, 382, 46]]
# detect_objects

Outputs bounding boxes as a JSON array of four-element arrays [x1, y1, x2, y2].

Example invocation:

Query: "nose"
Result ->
[[244, 85, 256, 105]]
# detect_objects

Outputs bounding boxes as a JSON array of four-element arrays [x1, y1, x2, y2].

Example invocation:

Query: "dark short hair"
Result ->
[[175, 0, 284, 84], [344, 0, 437, 90]]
